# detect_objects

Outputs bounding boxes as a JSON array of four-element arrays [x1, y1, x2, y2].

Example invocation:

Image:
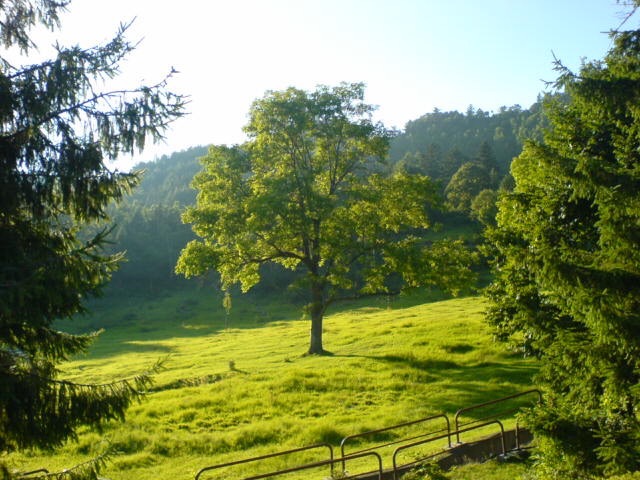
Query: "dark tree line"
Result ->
[[388, 102, 549, 222], [128, 146, 208, 206], [389, 102, 547, 173], [96, 146, 207, 295]]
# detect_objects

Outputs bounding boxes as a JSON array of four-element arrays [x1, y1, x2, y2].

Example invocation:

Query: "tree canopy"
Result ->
[[177, 83, 475, 355], [486, 23, 640, 478], [0, 0, 186, 477], [388, 103, 545, 180]]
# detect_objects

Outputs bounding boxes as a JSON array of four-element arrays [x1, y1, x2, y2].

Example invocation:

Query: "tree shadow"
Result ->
[[69, 338, 176, 365], [377, 353, 460, 370], [335, 352, 538, 414]]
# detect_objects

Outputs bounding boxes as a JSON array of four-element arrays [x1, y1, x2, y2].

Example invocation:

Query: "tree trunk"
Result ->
[[308, 310, 324, 355], [307, 281, 325, 355]]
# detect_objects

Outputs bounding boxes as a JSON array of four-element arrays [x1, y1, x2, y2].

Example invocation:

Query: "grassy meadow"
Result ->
[[5, 291, 539, 480]]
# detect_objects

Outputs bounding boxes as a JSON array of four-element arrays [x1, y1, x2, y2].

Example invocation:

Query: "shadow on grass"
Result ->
[[68, 345, 174, 370], [118, 341, 175, 354], [357, 353, 535, 386], [377, 353, 460, 370], [336, 352, 538, 414], [59, 285, 476, 365]]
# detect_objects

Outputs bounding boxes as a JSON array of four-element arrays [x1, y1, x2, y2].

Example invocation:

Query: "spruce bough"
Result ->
[[0, 1, 186, 477], [486, 21, 640, 479]]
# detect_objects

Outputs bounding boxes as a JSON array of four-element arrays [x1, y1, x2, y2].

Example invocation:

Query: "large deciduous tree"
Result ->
[[486, 21, 640, 478], [0, 1, 185, 477], [177, 83, 475, 355]]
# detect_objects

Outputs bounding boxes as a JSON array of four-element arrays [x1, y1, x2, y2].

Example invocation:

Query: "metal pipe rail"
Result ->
[[242, 451, 383, 480], [453, 389, 542, 444], [392, 420, 506, 480], [339, 413, 451, 471], [194, 443, 333, 480], [193, 389, 542, 480]]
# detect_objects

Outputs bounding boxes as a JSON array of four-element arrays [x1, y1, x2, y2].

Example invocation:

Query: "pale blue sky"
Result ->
[[23, 0, 639, 170]]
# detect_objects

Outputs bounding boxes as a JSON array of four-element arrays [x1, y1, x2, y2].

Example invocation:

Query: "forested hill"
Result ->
[[125, 101, 547, 209], [127, 145, 209, 206], [101, 101, 547, 298], [390, 101, 546, 182], [102, 146, 209, 295]]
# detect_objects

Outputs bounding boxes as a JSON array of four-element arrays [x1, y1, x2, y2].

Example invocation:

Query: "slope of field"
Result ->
[[6, 293, 538, 480]]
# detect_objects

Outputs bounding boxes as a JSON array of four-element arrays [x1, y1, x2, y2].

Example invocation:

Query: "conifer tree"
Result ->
[[486, 17, 640, 478], [474, 140, 500, 186], [0, 1, 186, 477]]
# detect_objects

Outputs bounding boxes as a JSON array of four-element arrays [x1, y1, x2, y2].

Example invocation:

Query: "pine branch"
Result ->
[[46, 357, 165, 390], [18, 447, 112, 480]]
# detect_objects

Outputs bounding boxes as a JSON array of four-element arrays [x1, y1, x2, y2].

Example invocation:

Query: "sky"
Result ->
[[18, 0, 640, 170]]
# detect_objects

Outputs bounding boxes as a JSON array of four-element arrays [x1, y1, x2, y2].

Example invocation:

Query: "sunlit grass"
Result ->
[[6, 292, 538, 480]]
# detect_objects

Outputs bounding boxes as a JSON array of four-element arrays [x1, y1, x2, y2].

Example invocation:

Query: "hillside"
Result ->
[[8, 294, 539, 480], [98, 102, 548, 301]]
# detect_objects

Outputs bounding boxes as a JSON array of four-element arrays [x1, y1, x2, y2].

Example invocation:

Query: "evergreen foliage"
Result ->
[[444, 142, 500, 216], [486, 22, 640, 478], [0, 0, 185, 477], [470, 189, 498, 227], [444, 162, 492, 214], [389, 103, 547, 180], [128, 145, 208, 206], [390, 103, 549, 231], [79, 146, 209, 297], [105, 202, 194, 294]]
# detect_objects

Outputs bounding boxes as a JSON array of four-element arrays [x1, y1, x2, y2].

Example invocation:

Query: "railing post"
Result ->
[[242, 451, 382, 480], [194, 443, 333, 480], [339, 413, 450, 472], [453, 389, 542, 445]]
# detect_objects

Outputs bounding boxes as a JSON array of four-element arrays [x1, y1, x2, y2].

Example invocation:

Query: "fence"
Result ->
[[194, 389, 542, 480], [453, 389, 542, 447]]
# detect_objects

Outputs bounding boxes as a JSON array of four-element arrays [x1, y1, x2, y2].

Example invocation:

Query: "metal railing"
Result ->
[[453, 389, 541, 445], [392, 420, 506, 480], [194, 443, 333, 480], [194, 389, 542, 480], [241, 451, 383, 480], [339, 413, 451, 472]]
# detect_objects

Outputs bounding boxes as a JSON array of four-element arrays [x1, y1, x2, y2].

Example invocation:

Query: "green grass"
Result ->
[[402, 457, 534, 480], [447, 459, 533, 480], [5, 291, 538, 480]]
